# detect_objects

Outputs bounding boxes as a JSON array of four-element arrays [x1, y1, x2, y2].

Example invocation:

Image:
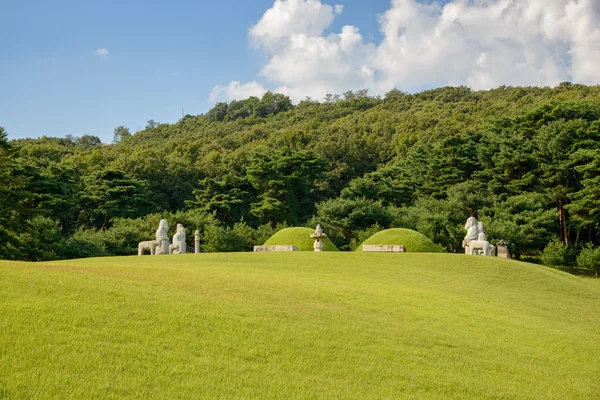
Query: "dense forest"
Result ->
[[2, 83, 600, 274]]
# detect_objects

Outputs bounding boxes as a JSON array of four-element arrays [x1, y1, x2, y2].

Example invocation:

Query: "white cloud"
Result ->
[[209, 81, 268, 102], [210, 0, 600, 103], [94, 48, 109, 56]]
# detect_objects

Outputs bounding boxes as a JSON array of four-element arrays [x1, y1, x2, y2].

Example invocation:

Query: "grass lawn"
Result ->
[[1, 253, 599, 399]]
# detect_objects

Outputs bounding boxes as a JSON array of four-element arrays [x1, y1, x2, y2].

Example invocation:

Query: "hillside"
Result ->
[[2, 84, 600, 263], [2, 254, 599, 398]]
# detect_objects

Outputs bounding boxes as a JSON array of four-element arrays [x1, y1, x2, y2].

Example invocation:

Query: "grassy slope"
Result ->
[[264, 227, 339, 251], [1, 253, 599, 399], [357, 228, 443, 252]]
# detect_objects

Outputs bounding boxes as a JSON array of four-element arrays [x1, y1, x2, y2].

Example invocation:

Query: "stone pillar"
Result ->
[[194, 230, 200, 254], [314, 239, 324, 252]]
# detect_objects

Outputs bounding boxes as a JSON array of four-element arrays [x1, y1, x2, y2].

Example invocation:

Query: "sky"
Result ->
[[1, 0, 599, 143]]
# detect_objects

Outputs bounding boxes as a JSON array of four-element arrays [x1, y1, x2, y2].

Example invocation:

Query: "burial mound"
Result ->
[[357, 228, 443, 253], [264, 227, 339, 251]]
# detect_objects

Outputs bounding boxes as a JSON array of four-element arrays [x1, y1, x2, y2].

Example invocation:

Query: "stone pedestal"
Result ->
[[362, 245, 406, 253], [496, 240, 511, 259], [253, 245, 299, 252]]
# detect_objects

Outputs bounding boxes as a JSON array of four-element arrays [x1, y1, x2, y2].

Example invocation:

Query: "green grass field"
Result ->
[[356, 228, 443, 252], [1, 253, 599, 399]]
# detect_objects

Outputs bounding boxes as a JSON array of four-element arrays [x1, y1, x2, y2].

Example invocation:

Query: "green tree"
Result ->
[[17, 216, 66, 261], [483, 193, 557, 259], [341, 165, 416, 207], [188, 173, 253, 225], [247, 150, 322, 227], [206, 102, 228, 122], [112, 126, 131, 144], [254, 92, 292, 118], [79, 169, 155, 230], [567, 149, 600, 244], [315, 197, 393, 250], [75, 135, 102, 149], [403, 198, 465, 252]]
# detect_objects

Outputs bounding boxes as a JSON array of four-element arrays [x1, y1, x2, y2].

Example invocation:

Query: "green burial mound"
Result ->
[[357, 228, 443, 252], [263, 227, 339, 251]]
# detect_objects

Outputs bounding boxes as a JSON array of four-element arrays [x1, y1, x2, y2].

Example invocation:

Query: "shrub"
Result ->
[[576, 243, 600, 278], [541, 238, 575, 268], [201, 221, 256, 253], [18, 217, 66, 261]]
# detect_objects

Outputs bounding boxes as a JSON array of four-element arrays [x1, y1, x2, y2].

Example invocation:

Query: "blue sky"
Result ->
[[1, 0, 598, 143], [1, 0, 390, 142]]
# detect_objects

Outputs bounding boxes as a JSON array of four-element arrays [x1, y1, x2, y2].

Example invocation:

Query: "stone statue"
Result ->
[[169, 223, 186, 254], [154, 219, 170, 255], [138, 239, 158, 256], [138, 219, 170, 256], [463, 217, 494, 256], [310, 224, 327, 252]]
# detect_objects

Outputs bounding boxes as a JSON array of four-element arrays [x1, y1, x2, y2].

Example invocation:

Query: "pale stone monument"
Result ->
[[310, 224, 327, 252], [496, 240, 511, 259], [154, 219, 170, 255], [138, 219, 170, 256], [137, 238, 158, 256], [463, 216, 494, 256], [254, 245, 299, 252], [169, 223, 187, 254], [362, 245, 406, 252], [194, 230, 200, 254]]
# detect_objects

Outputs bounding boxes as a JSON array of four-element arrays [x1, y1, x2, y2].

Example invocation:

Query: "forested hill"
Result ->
[[2, 83, 600, 267]]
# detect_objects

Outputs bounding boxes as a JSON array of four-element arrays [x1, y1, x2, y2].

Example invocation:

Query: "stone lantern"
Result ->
[[310, 224, 327, 252]]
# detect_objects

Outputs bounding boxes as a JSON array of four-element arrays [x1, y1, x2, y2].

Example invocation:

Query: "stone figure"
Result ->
[[194, 230, 200, 254], [310, 224, 327, 252], [154, 219, 170, 255], [138, 239, 158, 256], [169, 223, 186, 254], [138, 219, 170, 255], [463, 217, 494, 256]]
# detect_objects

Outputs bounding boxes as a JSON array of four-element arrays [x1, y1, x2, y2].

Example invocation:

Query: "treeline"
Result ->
[[1, 83, 600, 274]]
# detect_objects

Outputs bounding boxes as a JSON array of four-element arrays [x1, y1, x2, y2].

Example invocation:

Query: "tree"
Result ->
[[206, 102, 228, 122], [483, 193, 557, 259], [403, 197, 466, 252], [341, 165, 416, 207], [112, 126, 131, 144], [567, 149, 600, 244], [188, 173, 253, 225], [254, 92, 292, 117], [0, 126, 9, 151], [75, 135, 102, 149], [247, 150, 322, 227], [17, 216, 66, 261], [79, 169, 155, 230], [315, 197, 394, 249]]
